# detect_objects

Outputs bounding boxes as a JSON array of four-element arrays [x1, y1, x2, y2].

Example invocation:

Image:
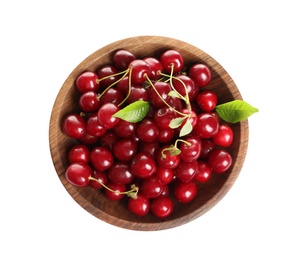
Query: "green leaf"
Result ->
[[169, 117, 186, 129], [113, 100, 150, 123], [215, 100, 259, 123], [179, 118, 193, 137]]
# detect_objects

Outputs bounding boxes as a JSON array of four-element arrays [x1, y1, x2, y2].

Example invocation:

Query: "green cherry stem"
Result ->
[[88, 176, 139, 198]]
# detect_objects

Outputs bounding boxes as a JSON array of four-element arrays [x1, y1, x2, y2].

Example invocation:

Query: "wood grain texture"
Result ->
[[49, 36, 249, 231]]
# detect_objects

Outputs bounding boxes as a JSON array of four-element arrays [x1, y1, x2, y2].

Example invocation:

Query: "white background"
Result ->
[[1, 0, 290, 259]]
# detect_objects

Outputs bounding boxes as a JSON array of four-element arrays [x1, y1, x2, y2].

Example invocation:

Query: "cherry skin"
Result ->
[[200, 138, 216, 159], [172, 74, 198, 101], [99, 131, 118, 150], [151, 196, 174, 218], [212, 124, 234, 147], [153, 106, 177, 130], [138, 140, 160, 158], [108, 162, 134, 184], [174, 180, 198, 203], [75, 71, 99, 93], [148, 81, 171, 108], [179, 135, 202, 162], [100, 88, 124, 106], [127, 85, 149, 103], [207, 149, 232, 174], [97, 64, 120, 88], [143, 57, 164, 80], [175, 160, 198, 182], [136, 118, 159, 142], [189, 63, 212, 87], [113, 119, 137, 138], [68, 144, 90, 164], [157, 128, 175, 143], [90, 146, 114, 171], [112, 138, 137, 162], [157, 146, 180, 169], [79, 132, 99, 146], [130, 152, 157, 178], [79, 91, 101, 112], [62, 113, 87, 139], [196, 91, 218, 112], [194, 161, 212, 183], [193, 112, 219, 138], [140, 175, 164, 199], [65, 162, 92, 187], [156, 167, 174, 184], [89, 169, 108, 189], [86, 112, 107, 137], [97, 103, 120, 129], [113, 49, 136, 70], [128, 59, 151, 84], [128, 194, 150, 217], [105, 181, 126, 201], [160, 49, 184, 73]]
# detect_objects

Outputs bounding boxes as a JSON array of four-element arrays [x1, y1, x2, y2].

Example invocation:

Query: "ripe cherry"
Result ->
[[151, 196, 174, 218], [89, 169, 108, 189], [105, 181, 126, 201], [62, 113, 87, 139], [112, 138, 137, 162], [196, 91, 218, 112], [174, 180, 198, 203], [172, 74, 198, 101], [157, 146, 180, 169], [90, 146, 114, 171], [212, 124, 234, 147], [136, 118, 159, 142], [129, 59, 151, 84], [179, 135, 202, 162], [189, 63, 212, 87], [207, 149, 232, 174], [108, 162, 134, 184], [175, 160, 198, 182], [130, 152, 157, 178], [97, 103, 120, 129], [128, 194, 150, 217], [194, 161, 212, 183], [156, 167, 174, 185], [79, 91, 101, 112], [113, 49, 136, 70], [143, 57, 164, 80], [86, 112, 107, 137], [65, 162, 92, 187], [160, 49, 184, 73], [140, 175, 164, 199], [193, 112, 219, 138], [68, 144, 90, 164], [148, 81, 171, 108], [75, 71, 99, 93], [97, 64, 120, 88]]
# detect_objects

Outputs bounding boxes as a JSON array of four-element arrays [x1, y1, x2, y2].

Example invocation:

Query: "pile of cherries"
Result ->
[[62, 49, 234, 218]]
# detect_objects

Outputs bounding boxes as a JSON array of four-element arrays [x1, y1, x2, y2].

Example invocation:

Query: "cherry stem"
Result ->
[[159, 65, 191, 110], [88, 176, 139, 197], [117, 67, 133, 107], [97, 69, 129, 100], [174, 138, 191, 148], [145, 75, 189, 118]]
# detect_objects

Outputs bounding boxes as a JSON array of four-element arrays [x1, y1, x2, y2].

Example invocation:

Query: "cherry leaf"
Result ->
[[216, 100, 259, 123], [179, 118, 193, 137], [113, 100, 150, 123], [169, 117, 186, 129]]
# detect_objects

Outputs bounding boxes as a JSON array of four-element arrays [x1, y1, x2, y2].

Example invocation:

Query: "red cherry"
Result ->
[[207, 149, 232, 174], [175, 160, 198, 182], [89, 169, 108, 189], [97, 103, 120, 129], [68, 144, 90, 164], [193, 112, 219, 138], [105, 181, 126, 201], [86, 112, 106, 137], [143, 57, 164, 80], [160, 50, 184, 73], [151, 196, 174, 218], [140, 175, 164, 199], [97, 64, 120, 88], [212, 124, 234, 147], [128, 194, 150, 217], [157, 146, 180, 169], [194, 161, 212, 183], [179, 135, 202, 162], [75, 71, 99, 93], [62, 113, 87, 139], [90, 146, 114, 171], [79, 91, 101, 112], [196, 91, 218, 112], [108, 162, 134, 184], [128, 59, 151, 84], [65, 162, 91, 187], [113, 49, 136, 70], [174, 180, 198, 203], [189, 63, 212, 87], [156, 167, 174, 184], [130, 152, 157, 178]]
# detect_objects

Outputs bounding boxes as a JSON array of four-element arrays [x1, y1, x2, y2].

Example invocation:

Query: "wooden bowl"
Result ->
[[49, 36, 248, 231]]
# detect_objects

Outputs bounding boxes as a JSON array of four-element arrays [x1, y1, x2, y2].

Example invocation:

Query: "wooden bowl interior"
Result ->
[[49, 36, 248, 231]]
